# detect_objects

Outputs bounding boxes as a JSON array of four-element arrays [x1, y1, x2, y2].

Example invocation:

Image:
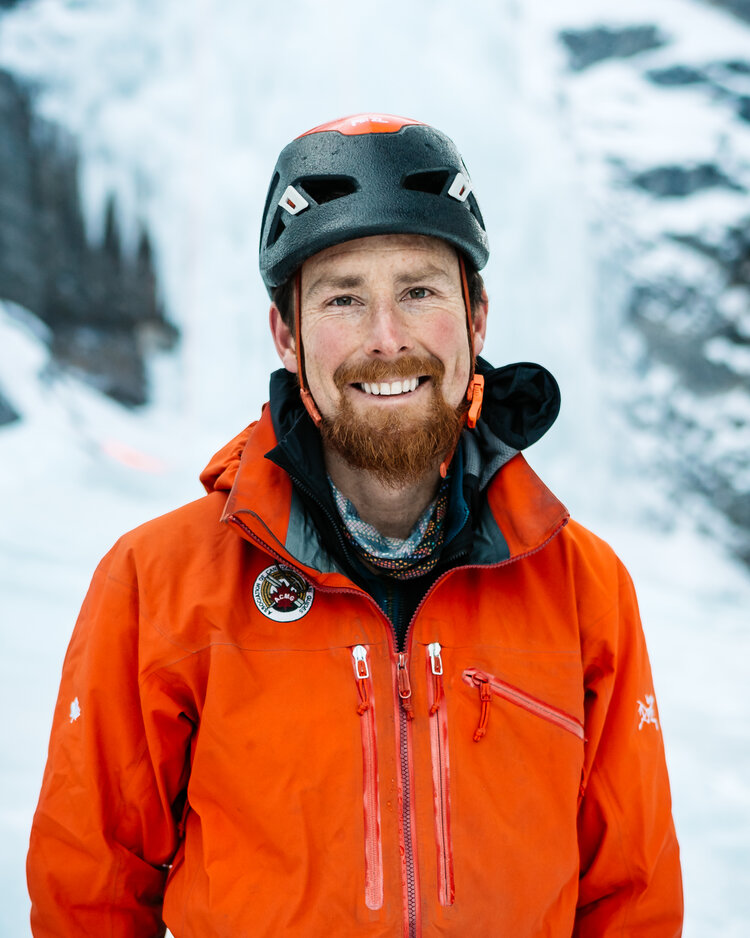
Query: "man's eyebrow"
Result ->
[[305, 264, 454, 298], [305, 274, 364, 297], [394, 264, 453, 286]]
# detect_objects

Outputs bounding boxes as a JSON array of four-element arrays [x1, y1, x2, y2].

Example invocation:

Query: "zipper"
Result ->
[[397, 652, 415, 720], [351, 646, 383, 911], [462, 668, 585, 741], [426, 643, 454, 906], [394, 653, 419, 938], [228, 510, 569, 938]]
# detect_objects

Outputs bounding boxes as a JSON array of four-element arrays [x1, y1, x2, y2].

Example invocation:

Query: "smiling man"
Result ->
[[28, 115, 683, 937]]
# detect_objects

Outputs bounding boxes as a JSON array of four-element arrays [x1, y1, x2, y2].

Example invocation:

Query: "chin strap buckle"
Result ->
[[299, 388, 323, 428], [466, 374, 484, 429]]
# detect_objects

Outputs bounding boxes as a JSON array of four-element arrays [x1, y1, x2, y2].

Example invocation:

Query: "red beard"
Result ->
[[318, 355, 467, 487]]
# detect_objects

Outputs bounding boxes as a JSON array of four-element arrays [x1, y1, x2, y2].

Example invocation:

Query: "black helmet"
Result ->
[[259, 113, 489, 295]]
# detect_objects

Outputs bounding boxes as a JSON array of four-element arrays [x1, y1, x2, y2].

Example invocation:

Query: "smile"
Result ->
[[356, 377, 421, 396]]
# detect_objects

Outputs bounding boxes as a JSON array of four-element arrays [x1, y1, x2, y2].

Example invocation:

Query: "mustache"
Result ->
[[333, 355, 445, 390]]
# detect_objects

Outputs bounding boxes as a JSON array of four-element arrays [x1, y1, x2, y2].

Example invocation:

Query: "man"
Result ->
[[28, 114, 683, 936]]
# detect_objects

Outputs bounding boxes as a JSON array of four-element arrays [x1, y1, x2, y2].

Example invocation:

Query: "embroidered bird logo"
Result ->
[[637, 694, 659, 731]]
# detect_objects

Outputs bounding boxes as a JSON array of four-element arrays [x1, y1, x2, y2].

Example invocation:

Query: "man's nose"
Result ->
[[364, 296, 412, 357]]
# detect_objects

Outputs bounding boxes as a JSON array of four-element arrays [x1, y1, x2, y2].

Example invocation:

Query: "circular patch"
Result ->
[[253, 564, 315, 622]]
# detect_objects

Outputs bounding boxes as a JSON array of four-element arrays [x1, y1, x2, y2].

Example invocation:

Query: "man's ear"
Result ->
[[472, 288, 489, 357], [269, 304, 298, 373]]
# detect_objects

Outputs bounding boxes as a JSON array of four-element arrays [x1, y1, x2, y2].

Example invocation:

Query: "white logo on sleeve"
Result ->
[[637, 694, 659, 731], [69, 697, 81, 722]]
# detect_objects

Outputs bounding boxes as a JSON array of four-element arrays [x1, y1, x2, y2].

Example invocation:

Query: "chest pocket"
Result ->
[[461, 667, 585, 742]]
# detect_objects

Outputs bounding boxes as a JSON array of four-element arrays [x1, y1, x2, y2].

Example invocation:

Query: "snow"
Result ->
[[705, 335, 750, 374], [1, 0, 750, 935]]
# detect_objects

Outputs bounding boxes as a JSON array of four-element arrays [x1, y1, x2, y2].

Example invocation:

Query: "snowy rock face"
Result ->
[[0, 385, 19, 425], [559, 24, 669, 72], [556, 6, 750, 567], [0, 68, 176, 409], [711, 0, 750, 25]]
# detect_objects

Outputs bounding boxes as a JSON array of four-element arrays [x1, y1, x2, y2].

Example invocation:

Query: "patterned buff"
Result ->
[[329, 476, 450, 579]]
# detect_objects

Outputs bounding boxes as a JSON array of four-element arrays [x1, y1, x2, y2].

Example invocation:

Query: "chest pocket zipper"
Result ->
[[351, 645, 384, 910], [426, 642, 455, 906], [462, 668, 585, 742]]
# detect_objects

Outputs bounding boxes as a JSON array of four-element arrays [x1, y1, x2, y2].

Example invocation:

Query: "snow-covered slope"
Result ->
[[1, 1, 749, 936]]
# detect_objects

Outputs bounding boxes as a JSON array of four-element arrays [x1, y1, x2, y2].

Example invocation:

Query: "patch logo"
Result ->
[[253, 564, 314, 622]]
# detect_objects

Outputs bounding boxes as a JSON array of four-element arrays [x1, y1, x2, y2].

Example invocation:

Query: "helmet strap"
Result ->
[[439, 256, 484, 478], [459, 254, 484, 429], [294, 269, 323, 428]]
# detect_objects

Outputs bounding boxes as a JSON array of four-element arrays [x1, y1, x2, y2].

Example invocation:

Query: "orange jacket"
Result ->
[[28, 404, 682, 937]]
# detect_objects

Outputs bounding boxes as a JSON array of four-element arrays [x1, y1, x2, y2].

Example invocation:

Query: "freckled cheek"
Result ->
[[438, 342, 473, 407], [428, 322, 471, 368], [302, 327, 355, 399], [304, 320, 344, 356]]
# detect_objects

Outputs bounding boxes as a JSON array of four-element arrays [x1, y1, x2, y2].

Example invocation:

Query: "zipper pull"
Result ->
[[352, 645, 370, 714], [427, 642, 444, 716], [397, 653, 414, 720], [474, 679, 492, 741]]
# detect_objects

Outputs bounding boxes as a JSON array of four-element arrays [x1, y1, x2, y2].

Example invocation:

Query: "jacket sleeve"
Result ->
[[574, 557, 683, 937], [27, 539, 195, 937]]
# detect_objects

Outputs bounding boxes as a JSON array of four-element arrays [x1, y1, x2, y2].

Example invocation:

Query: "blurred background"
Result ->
[[1, 0, 749, 934]]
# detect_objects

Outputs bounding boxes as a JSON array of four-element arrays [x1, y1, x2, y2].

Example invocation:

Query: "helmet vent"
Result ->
[[297, 175, 358, 205], [268, 212, 287, 247], [261, 172, 280, 232], [402, 169, 451, 195], [467, 195, 486, 230]]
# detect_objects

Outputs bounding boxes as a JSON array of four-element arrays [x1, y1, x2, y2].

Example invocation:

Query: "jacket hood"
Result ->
[[475, 357, 560, 451], [199, 419, 260, 494]]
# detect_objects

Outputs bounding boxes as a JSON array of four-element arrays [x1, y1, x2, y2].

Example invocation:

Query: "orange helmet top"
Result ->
[[299, 113, 424, 137]]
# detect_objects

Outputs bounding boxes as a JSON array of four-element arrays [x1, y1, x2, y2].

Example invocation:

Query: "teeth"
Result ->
[[359, 377, 419, 396]]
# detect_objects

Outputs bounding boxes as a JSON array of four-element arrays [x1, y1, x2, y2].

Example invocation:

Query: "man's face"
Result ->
[[272, 233, 487, 483]]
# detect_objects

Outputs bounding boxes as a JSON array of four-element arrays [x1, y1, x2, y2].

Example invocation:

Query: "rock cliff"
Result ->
[[0, 68, 176, 421]]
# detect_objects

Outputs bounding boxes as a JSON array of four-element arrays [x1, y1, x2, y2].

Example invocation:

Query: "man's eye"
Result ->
[[331, 296, 353, 306], [408, 287, 429, 300]]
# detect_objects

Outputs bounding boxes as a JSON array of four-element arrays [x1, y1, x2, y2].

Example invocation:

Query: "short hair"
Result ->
[[272, 256, 485, 335]]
